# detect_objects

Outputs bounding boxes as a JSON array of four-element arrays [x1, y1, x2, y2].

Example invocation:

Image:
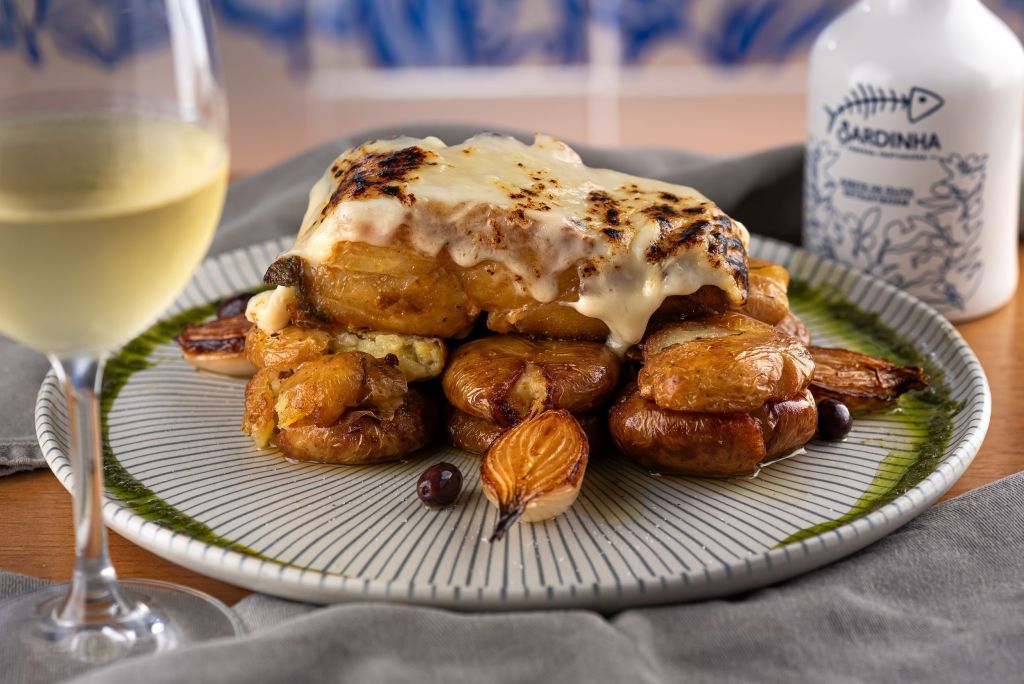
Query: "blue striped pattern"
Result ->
[[34, 236, 990, 610]]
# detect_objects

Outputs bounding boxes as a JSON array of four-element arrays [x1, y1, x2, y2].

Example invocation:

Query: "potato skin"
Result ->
[[445, 407, 608, 456], [279, 240, 479, 338], [737, 258, 790, 325], [243, 350, 432, 464], [245, 325, 333, 372], [273, 353, 406, 429], [762, 389, 818, 459], [276, 388, 437, 465], [638, 312, 814, 413], [243, 368, 279, 449], [486, 303, 610, 341], [775, 310, 811, 346], [609, 385, 816, 477], [445, 407, 502, 455], [442, 336, 621, 426]]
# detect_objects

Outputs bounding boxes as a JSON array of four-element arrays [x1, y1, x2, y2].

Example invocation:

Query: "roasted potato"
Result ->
[[242, 351, 437, 463], [609, 384, 817, 477], [638, 312, 814, 413], [445, 406, 607, 456], [442, 336, 621, 426], [245, 325, 333, 372], [277, 388, 436, 465], [737, 258, 790, 325], [486, 302, 610, 341], [467, 259, 611, 340], [242, 368, 280, 448], [808, 346, 927, 412], [274, 353, 406, 428], [266, 240, 479, 338], [246, 325, 445, 381], [775, 310, 811, 346]]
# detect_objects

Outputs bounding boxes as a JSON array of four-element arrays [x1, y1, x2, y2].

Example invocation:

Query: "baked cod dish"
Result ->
[[177, 133, 927, 539]]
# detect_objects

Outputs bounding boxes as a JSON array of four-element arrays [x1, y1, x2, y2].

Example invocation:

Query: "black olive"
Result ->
[[417, 462, 463, 507], [217, 291, 260, 319], [817, 398, 852, 440]]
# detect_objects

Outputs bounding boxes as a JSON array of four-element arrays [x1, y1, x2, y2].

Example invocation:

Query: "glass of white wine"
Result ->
[[0, 2, 242, 680]]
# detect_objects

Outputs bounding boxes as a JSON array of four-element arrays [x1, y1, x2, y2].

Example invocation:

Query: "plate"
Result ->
[[36, 236, 990, 611]]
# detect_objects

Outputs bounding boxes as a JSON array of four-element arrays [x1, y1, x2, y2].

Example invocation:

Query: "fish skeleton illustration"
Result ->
[[825, 85, 944, 132]]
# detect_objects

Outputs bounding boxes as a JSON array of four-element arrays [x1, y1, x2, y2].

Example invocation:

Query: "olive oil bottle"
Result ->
[[804, 0, 1023, 321]]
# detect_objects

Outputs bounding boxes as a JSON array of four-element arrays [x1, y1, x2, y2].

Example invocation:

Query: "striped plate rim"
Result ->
[[35, 235, 991, 611]]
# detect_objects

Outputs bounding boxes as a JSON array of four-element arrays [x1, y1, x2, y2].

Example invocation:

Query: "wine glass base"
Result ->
[[0, 579, 244, 683]]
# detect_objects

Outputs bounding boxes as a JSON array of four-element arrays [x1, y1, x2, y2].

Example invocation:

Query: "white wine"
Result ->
[[0, 113, 228, 356]]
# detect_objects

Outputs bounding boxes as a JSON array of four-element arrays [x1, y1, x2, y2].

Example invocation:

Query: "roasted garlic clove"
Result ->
[[177, 314, 256, 377], [481, 409, 588, 542], [808, 346, 928, 412]]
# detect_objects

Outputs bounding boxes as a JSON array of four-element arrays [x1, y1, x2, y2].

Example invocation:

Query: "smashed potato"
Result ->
[[246, 325, 446, 381], [609, 385, 817, 477], [638, 312, 814, 413], [442, 335, 621, 426], [276, 389, 436, 465], [245, 325, 333, 372], [242, 351, 436, 464], [775, 310, 811, 346], [737, 258, 790, 325], [486, 302, 610, 341], [266, 241, 478, 338], [274, 353, 406, 428]]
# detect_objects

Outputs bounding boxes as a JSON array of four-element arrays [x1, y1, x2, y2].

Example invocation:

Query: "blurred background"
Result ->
[[4, 0, 1024, 174]]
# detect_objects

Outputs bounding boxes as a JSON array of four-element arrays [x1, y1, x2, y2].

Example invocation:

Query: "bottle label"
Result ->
[[805, 82, 988, 314]]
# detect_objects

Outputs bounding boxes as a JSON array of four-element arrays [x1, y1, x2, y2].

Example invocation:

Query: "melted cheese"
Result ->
[[257, 133, 749, 352]]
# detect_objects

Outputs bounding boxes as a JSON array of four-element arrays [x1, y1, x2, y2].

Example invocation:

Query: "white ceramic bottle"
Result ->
[[804, 0, 1023, 321]]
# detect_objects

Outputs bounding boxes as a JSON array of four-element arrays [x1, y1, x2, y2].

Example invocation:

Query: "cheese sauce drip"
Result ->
[[252, 134, 749, 352]]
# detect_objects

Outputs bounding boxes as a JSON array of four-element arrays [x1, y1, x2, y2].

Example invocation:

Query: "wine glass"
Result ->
[[0, 2, 242, 680]]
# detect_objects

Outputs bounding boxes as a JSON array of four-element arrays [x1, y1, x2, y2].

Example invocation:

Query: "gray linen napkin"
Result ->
[[16, 471, 1009, 684], [0, 123, 803, 475]]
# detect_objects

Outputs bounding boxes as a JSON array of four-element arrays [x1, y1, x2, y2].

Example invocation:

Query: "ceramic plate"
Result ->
[[36, 236, 990, 611]]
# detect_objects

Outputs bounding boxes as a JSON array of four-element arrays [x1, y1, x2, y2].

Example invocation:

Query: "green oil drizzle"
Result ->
[[100, 299, 267, 558], [777, 281, 964, 546]]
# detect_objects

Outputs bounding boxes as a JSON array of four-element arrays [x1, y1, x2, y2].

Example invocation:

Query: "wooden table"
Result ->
[[1, 250, 1022, 607]]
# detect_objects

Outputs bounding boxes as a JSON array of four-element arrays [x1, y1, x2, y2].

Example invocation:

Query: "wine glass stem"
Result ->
[[49, 355, 137, 625]]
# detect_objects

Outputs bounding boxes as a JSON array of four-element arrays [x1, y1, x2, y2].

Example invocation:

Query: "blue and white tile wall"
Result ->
[[3, 1, 1022, 169]]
